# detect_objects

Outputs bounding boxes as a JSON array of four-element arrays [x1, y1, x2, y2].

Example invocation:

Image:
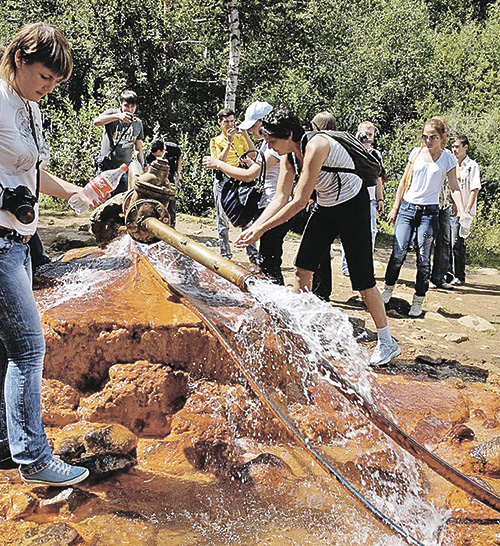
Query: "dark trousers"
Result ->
[[431, 205, 452, 284], [257, 210, 292, 285]]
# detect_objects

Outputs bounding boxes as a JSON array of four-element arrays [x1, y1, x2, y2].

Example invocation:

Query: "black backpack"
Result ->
[[288, 130, 382, 199]]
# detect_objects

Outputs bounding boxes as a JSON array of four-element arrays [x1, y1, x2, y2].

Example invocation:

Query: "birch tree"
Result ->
[[225, 0, 240, 109]]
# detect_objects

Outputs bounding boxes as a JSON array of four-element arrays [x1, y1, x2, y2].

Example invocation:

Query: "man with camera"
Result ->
[[94, 89, 144, 195]]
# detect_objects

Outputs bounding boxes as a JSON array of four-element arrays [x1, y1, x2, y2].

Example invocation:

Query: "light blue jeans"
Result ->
[[384, 200, 439, 296], [0, 237, 52, 474]]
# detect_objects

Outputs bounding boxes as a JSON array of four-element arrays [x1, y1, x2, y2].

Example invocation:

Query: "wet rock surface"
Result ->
[[2, 228, 500, 544], [78, 361, 189, 435]]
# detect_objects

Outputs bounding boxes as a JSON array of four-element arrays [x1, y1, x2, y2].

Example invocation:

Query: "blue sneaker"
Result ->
[[370, 338, 401, 367], [20, 457, 89, 487]]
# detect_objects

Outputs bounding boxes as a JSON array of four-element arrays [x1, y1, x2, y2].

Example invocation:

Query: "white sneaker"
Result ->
[[370, 338, 401, 367], [408, 295, 425, 317], [381, 284, 395, 304]]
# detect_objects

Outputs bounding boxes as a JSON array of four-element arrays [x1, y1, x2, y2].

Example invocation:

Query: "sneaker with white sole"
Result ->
[[370, 338, 402, 367], [20, 456, 89, 487], [381, 284, 395, 304], [408, 295, 425, 317]]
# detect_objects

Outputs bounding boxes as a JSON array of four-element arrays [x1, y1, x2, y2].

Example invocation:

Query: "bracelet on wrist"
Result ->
[[377, 199, 384, 203]]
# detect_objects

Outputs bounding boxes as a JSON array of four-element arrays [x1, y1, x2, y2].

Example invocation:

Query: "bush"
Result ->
[[176, 134, 214, 218], [466, 202, 500, 268]]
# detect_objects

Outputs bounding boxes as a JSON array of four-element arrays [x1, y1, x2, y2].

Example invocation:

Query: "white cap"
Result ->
[[238, 101, 273, 131]]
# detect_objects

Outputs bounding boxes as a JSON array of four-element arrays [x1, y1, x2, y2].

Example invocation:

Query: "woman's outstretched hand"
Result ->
[[202, 156, 219, 170], [235, 226, 263, 248]]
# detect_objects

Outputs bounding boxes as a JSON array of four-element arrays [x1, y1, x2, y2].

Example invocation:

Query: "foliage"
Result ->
[[1, 0, 500, 258], [175, 134, 214, 217], [466, 202, 500, 267]]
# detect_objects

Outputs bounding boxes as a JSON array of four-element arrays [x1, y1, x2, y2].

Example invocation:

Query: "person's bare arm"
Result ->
[[236, 136, 328, 246], [447, 167, 466, 218], [177, 154, 183, 181], [465, 188, 479, 214], [94, 111, 134, 126], [40, 170, 80, 200], [135, 140, 144, 167], [202, 151, 279, 183], [387, 162, 412, 225]]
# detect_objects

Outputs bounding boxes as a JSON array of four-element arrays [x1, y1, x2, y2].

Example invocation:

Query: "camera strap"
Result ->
[[25, 101, 41, 200], [106, 120, 129, 156]]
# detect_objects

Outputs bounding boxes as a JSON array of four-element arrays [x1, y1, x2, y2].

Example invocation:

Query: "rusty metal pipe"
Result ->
[[143, 217, 257, 292]]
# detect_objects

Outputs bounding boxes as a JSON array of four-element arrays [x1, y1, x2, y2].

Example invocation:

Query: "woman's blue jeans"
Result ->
[[384, 200, 439, 297], [0, 237, 52, 474]]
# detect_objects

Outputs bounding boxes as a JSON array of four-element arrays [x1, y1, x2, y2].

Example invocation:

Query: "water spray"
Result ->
[[93, 163, 500, 537]]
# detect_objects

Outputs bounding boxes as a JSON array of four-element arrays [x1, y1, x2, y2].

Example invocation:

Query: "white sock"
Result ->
[[377, 325, 392, 344]]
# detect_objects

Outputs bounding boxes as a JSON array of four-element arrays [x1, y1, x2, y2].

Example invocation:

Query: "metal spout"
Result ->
[[142, 217, 257, 292]]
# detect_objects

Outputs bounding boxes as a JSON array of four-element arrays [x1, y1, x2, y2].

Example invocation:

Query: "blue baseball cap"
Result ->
[[238, 101, 273, 131]]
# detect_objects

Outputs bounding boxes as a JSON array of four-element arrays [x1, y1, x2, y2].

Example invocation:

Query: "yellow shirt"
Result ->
[[209, 133, 249, 166]]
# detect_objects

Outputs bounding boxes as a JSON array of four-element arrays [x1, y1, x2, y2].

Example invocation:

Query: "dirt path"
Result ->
[[37, 212, 500, 376]]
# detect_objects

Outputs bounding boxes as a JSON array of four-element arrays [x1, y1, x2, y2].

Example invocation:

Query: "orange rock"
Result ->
[[41, 378, 81, 427], [373, 376, 469, 433], [0, 487, 38, 520], [78, 361, 189, 435], [470, 436, 500, 477], [446, 486, 500, 519], [52, 422, 137, 459], [39, 254, 235, 391]]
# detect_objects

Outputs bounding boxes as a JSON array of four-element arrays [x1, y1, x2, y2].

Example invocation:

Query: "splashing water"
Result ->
[[36, 237, 134, 314], [36, 236, 452, 544], [141, 241, 451, 545]]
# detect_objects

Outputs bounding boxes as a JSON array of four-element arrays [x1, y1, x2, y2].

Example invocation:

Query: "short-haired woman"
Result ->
[[0, 22, 89, 485]]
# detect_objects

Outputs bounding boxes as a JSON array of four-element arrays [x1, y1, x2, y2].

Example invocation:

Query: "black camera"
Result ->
[[0, 185, 37, 224], [358, 132, 369, 144]]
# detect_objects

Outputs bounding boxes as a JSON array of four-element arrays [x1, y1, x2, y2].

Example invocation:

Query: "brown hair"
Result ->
[[0, 22, 73, 86], [424, 116, 449, 148], [217, 107, 235, 122], [311, 111, 337, 131]]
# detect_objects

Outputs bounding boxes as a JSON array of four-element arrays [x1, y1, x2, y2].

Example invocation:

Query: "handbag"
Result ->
[[220, 149, 266, 228], [402, 145, 423, 195]]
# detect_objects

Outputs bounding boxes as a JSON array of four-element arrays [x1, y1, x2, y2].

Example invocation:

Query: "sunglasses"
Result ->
[[422, 134, 440, 141]]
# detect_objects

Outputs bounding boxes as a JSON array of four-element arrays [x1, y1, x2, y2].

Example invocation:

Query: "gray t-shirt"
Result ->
[[99, 108, 144, 166]]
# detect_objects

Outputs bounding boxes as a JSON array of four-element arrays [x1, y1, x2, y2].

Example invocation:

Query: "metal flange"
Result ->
[[124, 198, 169, 244]]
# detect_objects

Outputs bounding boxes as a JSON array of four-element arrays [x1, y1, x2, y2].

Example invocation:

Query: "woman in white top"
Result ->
[[381, 117, 466, 317], [0, 23, 88, 486], [235, 106, 400, 367]]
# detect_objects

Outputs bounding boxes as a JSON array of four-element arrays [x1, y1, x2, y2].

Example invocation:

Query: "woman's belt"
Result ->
[[0, 227, 33, 244]]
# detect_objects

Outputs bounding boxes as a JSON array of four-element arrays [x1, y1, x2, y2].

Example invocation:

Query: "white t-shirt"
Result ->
[[458, 156, 481, 216], [310, 133, 362, 207], [404, 147, 457, 206], [0, 79, 49, 234], [258, 141, 281, 209]]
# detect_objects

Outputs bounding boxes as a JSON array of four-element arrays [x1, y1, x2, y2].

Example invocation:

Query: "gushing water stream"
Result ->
[[35, 236, 453, 545]]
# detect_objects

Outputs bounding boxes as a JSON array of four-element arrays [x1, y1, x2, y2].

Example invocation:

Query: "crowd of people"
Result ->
[[0, 21, 482, 485], [201, 105, 481, 363]]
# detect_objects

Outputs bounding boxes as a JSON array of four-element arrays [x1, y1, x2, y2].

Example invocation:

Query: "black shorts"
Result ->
[[295, 188, 375, 291]]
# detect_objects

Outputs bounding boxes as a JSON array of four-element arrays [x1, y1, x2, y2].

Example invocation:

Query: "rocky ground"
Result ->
[[0, 210, 496, 545], [37, 211, 500, 376]]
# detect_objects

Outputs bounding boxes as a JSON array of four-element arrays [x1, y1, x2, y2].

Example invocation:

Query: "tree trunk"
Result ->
[[225, 0, 240, 110]]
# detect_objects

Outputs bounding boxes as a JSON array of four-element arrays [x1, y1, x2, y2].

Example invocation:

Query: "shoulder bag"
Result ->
[[220, 149, 266, 228]]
